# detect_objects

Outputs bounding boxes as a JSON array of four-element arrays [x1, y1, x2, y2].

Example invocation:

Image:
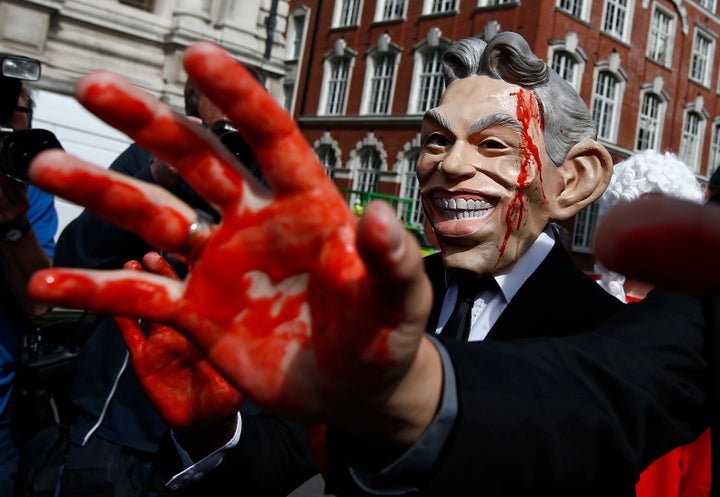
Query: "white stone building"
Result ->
[[0, 0, 289, 232]]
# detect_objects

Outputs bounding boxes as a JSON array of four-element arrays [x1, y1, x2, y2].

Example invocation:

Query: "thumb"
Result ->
[[357, 200, 432, 329]]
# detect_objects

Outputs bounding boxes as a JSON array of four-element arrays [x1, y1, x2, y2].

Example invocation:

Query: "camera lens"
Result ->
[[0, 128, 63, 183]]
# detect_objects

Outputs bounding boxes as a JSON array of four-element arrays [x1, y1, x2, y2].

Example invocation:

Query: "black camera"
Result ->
[[0, 53, 63, 183], [208, 119, 266, 187]]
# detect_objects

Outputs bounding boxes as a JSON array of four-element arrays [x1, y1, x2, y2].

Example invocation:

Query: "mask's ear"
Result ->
[[552, 138, 613, 220]]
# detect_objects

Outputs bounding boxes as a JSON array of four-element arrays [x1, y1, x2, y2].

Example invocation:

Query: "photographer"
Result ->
[[0, 78, 58, 494]]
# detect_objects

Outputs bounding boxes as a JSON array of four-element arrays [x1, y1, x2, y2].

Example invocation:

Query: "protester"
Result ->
[[0, 82, 57, 496], [594, 149, 710, 497], [25, 32, 716, 496]]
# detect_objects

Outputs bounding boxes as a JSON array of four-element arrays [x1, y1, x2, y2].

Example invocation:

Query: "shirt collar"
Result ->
[[492, 226, 555, 302], [443, 225, 556, 301]]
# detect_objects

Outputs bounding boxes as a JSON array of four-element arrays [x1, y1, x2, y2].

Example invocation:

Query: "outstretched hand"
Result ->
[[594, 196, 720, 295], [27, 42, 437, 442], [115, 252, 243, 429]]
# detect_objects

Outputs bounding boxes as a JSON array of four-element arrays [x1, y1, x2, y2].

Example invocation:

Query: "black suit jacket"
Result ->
[[328, 243, 709, 496], [418, 248, 709, 496]]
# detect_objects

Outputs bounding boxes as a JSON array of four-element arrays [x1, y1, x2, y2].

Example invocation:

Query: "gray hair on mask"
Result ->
[[441, 31, 597, 167]]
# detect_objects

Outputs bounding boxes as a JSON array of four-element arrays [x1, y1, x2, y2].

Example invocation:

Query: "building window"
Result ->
[[320, 53, 353, 115], [709, 121, 720, 176], [557, 0, 586, 19], [478, 0, 515, 5], [690, 30, 714, 86], [351, 145, 383, 208], [397, 144, 425, 228], [412, 47, 445, 113], [119, 0, 154, 11], [572, 202, 599, 253], [679, 111, 705, 172], [367, 54, 396, 114], [335, 0, 362, 27], [636, 92, 664, 151], [427, 0, 458, 14], [288, 13, 307, 61], [592, 70, 622, 142], [314, 132, 342, 178], [602, 0, 633, 42], [698, 0, 717, 13], [551, 50, 581, 91], [647, 7, 674, 66], [378, 0, 405, 20], [317, 145, 340, 177]]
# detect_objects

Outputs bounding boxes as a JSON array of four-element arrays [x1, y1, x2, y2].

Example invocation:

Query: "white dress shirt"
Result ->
[[436, 227, 555, 341]]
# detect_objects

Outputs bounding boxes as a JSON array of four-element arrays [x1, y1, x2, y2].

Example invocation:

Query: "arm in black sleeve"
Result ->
[[325, 289, 708, 497], [424, 289, 708, 496]]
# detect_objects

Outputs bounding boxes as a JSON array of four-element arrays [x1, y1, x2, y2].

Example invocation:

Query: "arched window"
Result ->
[[591, 67, 625, 142], [397, 138, 425, 228], [679, 110, 706, 172], [319, 41, 356, 116], [636, 90, 666, 151]]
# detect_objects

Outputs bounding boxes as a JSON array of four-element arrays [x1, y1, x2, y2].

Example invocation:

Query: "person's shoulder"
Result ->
[[109, 143, 153, 176]]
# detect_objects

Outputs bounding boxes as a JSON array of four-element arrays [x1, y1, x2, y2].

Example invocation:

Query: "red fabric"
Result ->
[[635, 428, 711, 497]]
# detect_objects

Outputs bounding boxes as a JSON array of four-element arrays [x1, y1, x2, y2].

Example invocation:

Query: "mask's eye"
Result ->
[[479, 138, 508, 150], [423, 133, 452, 150]]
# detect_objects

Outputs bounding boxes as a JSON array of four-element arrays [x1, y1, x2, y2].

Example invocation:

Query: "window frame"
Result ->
[[367, 53, 397, 114], [708, 119, 720, 177], [591, 68, 625, 142], [318, 48, 355, 116], [556, 0, 590, 21], [697, 0, 717, 14], [408, 42, 447, 114], [646, 5, 675, 67], [375, 0, 406, 21], [635, 90, 666, 151], [571, 202, 600, 254], [333, 0, 363, 27], [678, 109, 706, 172], [690, 28, 715, 87], [601, 0, 634, 43], [423, 0, 458, 14]]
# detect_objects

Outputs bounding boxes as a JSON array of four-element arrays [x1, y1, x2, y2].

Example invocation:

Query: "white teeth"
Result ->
[[435, 197, 493, 220]]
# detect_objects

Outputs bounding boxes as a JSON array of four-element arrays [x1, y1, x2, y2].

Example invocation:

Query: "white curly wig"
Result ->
[[594, 149, 704, 301]]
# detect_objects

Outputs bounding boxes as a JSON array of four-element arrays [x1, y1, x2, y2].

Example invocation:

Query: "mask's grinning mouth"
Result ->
[[435, 197, 494, 220]]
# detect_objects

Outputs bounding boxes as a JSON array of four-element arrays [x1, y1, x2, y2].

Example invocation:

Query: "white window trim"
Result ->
[[374, 0, 407, 21], [318, 45, 356, 116], [332, 0, 364, 28], [634, 86, 667, 151], [313, 132, 343, 178], [547, 37, 587, 93], [590, 58, 627, 144], [646, 4, 675, 68], [601, 0, 635, 43], [690, 26, 716, 88], [679, 108, 707, 173], [422, 0, 459, 15], [408, 32, 450, 114], [708, 119, 720, 177], [396, 134, 425, 228], [360, 39, 402, 115], [556, 0, 591, 22]]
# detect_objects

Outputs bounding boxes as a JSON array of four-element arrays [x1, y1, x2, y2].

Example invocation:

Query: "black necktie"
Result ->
[[441, 280, 478, 341]]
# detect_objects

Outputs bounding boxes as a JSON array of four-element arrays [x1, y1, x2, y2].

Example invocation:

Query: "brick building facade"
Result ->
[[285, 0, 720, 271]]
